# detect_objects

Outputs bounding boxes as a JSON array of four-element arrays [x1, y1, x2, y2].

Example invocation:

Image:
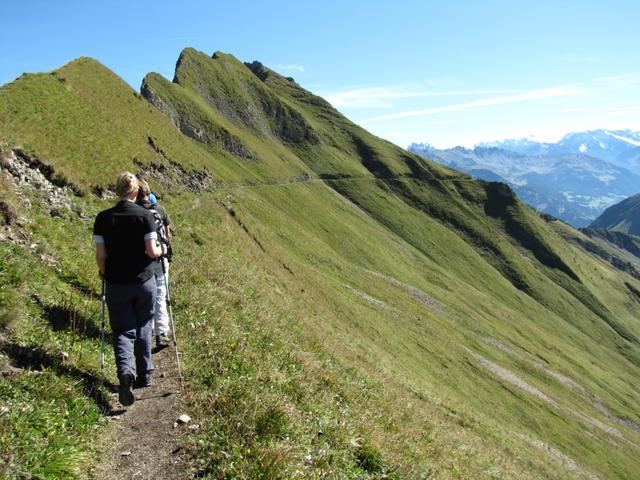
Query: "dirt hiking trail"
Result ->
[[95, 345, 188, 480]]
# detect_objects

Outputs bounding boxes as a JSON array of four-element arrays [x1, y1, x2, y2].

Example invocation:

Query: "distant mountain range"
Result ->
[[409, 130, 640, 227], [478, 129, 640, 172]]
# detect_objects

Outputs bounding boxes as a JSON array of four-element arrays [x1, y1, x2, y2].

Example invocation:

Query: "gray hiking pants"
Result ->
[[106, 276, 156, 379]]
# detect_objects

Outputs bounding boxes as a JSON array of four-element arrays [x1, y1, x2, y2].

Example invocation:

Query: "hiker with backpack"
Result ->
[[93, 172, 167, 406], [136, 177, 173, 350]]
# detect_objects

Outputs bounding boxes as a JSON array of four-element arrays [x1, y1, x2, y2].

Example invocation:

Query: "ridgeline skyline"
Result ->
[[1, 0, 639, 148]]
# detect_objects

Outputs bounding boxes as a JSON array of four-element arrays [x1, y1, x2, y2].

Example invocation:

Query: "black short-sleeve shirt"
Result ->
[[93, 200, 157, 283]]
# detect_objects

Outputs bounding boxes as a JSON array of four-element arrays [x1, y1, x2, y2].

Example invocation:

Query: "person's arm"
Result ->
[[93, 215, 106, 276], [161, 206, 172, 243], [143, 211, 165, 258], [95, 242, 106, 275], [145, 236, 165, 258]]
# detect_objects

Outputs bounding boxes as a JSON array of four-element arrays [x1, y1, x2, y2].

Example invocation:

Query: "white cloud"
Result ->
[[594, 72, 640, 88], [360, 84, 589, 124], [324, 86, 424, 108], [322, 86, 518, 109], [607, 109, 640, 118], [275, 64, 305, 73], [321, 71, 640, 148]]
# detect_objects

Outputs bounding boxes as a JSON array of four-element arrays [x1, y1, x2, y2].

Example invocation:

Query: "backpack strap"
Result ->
[[148, 207, 173, 260]]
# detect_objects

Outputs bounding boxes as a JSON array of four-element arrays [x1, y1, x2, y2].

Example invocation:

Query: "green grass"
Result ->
[[0, 58, 225, 190], [209, 178, 640, 477], [0, 237, 108, 479], [0, 370, 105, 479], [1, 49, 640, 479]]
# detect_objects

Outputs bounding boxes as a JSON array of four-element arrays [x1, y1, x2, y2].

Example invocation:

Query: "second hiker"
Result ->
[[136, 177, 173, 350]]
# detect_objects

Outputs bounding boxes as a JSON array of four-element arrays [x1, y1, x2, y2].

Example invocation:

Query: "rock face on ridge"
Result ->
[[141, 72, 257, 159], [142, 49, 319, 155]]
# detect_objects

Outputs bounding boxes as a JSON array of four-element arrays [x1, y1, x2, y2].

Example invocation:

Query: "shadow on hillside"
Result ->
[[483, 182, 580, 282], [626, 282, 640, 302], [0, 335, 117, 413], [32, 294, 108, 343], [57, 272, 101, 300]]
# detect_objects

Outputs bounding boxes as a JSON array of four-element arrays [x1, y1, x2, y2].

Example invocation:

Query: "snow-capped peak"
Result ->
[[604, 130, 640, 147]]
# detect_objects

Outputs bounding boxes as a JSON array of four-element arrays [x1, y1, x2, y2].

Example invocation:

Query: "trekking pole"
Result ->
[[100, 277, 106, 387], [162, 257, 184, 389]]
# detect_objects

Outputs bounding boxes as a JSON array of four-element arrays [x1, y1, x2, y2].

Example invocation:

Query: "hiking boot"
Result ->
[[134, 372, 153, 389], [156, 335, 170, 350], [118, 373, 135, 406]]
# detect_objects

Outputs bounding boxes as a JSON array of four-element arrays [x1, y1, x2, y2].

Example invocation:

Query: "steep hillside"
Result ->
[[590, 193, 640, 235], [574, 228, 640, 280], [1, 50, 640, 479]]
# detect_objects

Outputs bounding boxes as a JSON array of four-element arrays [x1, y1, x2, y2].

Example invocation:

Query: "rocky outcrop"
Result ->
[[139, 136, 214, 193], [0, 148, 83, 216], [244, 62, 320, 146], [141, 74, 257, 160], [0, 147, 78, 266], [171, 50, 320, 147]]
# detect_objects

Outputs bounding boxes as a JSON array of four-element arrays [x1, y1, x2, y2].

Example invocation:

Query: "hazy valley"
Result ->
[[409, 130, 640, 227]]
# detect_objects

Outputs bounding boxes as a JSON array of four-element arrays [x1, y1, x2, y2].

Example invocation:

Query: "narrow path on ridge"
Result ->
[[211, 171, 473, 191], [95, 346, 187, 480]]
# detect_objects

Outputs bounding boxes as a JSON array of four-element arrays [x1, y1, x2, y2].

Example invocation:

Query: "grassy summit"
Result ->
[[1, 49, 639, 479]]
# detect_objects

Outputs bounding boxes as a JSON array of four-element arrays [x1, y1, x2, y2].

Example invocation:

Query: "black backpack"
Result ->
[[148, 206, 173, 261]]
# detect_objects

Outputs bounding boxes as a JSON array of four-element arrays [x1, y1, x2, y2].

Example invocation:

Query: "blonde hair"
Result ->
[[115, 172, 139, 199], [137, 178, 150, 198]]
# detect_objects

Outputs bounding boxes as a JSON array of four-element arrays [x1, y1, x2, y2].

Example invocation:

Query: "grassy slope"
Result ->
[[590, 193, 640, 235], [577, 228, 640, 278], [0, 162, 110, 478], [1, 50, 639, 479], [0, 57, 244, 189]]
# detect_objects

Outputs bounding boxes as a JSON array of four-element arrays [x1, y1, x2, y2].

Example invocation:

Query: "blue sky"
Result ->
[[1, 0, 639, 148]]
